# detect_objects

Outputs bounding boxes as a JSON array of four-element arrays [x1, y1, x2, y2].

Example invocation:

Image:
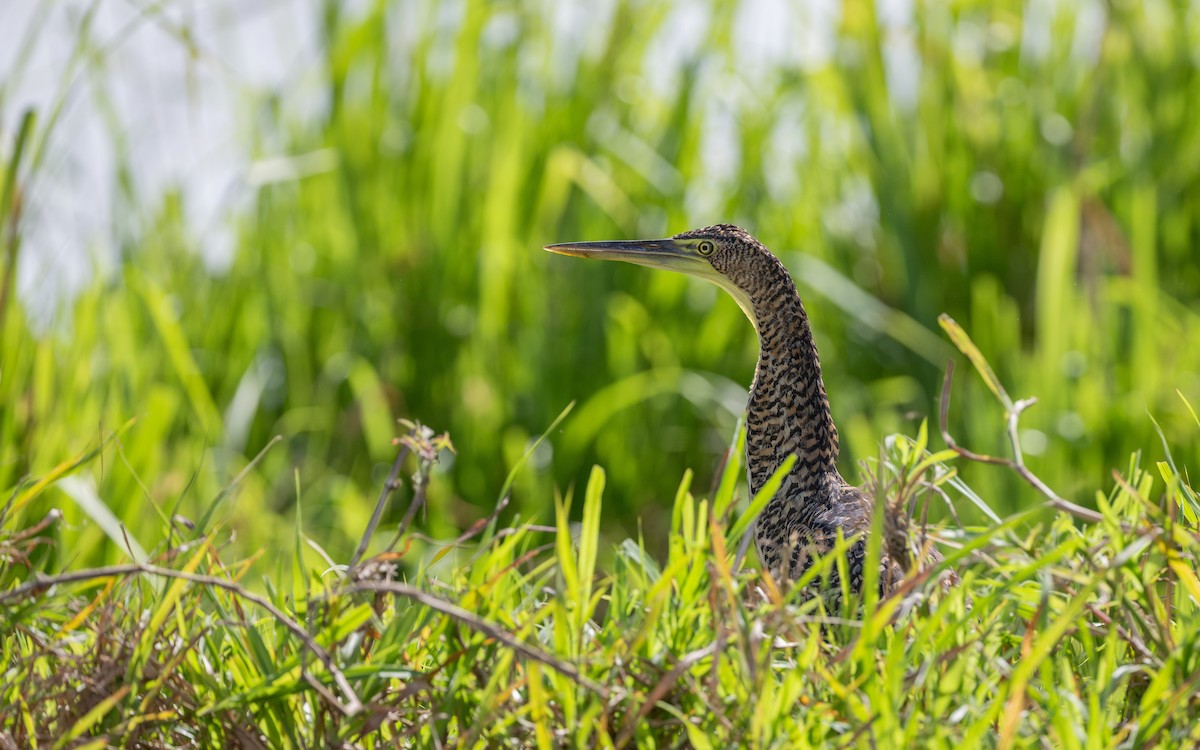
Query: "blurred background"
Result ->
[[2, 0, 1198, 570]]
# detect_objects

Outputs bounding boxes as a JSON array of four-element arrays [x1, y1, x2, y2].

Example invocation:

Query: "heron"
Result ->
[[546, 224, 954, 601]]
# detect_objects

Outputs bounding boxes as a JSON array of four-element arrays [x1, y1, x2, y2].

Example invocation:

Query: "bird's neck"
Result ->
[[743, 264, 840, 501]]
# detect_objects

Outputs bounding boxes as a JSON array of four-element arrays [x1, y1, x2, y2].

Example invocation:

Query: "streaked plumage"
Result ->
[[547, 225, 954, 601]]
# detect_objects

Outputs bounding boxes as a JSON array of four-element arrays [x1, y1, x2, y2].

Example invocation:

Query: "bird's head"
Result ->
[[545, 224, 776, 328]]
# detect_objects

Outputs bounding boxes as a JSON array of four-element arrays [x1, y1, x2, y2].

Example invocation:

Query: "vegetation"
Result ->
[[2, 0, 1199, 746], [3, 343, 1199, 746]]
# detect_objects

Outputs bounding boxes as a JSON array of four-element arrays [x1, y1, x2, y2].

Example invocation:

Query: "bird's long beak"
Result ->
[[544, 238, 700, 272], [545, 234, 760, 329]]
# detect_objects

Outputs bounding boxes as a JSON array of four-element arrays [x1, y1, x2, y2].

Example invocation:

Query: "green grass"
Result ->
[[3, 0, 1200, 745], [2, 343, 1199, 746]]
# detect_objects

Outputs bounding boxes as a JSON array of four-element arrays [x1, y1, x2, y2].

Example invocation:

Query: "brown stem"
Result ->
[[348, 438, 411, 573], [939, 361, 1106, 525], [338, 580, 611, 700], [0, 563, 363, 716]]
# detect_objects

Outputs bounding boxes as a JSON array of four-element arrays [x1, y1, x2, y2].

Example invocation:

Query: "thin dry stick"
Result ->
[[384, 468, 427, 555], [1081, 600, 1159, 665], [0, 564, 364, 716], [419, 493, 513, 566], [348, 439, 412, 573], [406, 522, 557, 547], [939, 361, 1106, 525], [733, 520, 756, 573], [338, 580, 611, 700], [615, 644, 716, 749], [5, 509, 62, 545]]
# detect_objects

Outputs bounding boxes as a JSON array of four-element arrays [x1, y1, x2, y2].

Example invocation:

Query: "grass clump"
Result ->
[[3, 335, 1198, 748]]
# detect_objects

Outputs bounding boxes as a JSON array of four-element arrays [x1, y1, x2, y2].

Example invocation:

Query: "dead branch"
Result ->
[[337, 580, 611, 700], [0, 563, 364, 716], [939, 361, 1106, 525]]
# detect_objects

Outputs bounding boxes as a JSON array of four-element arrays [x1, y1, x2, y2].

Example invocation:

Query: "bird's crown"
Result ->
[[673, 224, 756, 244]]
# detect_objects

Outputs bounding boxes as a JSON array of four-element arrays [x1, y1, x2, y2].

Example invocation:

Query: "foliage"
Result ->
[[3, 0, 1200, 745], [2, 1, 1199, 570], [3, 339, 1199, 746]]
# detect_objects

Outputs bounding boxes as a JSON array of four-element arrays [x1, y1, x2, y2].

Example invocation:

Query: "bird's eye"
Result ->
[[698, 240, 715, 256]]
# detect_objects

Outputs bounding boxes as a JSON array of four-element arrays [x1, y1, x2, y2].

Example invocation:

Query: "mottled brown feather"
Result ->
[[673, 225, 955, 603]]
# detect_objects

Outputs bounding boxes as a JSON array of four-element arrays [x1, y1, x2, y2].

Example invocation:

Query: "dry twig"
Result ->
[[337, 580, 610, 700], [939, 361, 1105, 525], [0, 562, 364, 716]]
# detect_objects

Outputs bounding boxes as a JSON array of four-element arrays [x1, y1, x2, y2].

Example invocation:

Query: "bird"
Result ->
[[546, 224, 954, 603]]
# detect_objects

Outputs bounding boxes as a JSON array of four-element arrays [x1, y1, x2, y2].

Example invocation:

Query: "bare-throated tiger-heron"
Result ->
[[546, 224, 956, 601]]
